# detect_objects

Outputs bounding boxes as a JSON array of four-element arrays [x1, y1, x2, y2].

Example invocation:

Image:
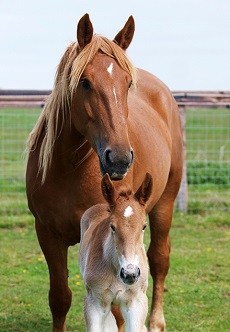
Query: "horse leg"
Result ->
[[111, 305, 125, 331], [147, 198, 175, 332], [120, 292, 148, 332], [84, 292, 117, 332], [35, 221, 72, 332]]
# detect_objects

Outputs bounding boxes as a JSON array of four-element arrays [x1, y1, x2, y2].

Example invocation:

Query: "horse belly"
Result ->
[[129, 114, 172, 209]]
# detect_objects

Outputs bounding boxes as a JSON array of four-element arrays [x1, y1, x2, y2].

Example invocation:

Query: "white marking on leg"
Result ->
[[124, 206, 133, 218], [107, 62, 113, 75], [113, 87, 118, 105]]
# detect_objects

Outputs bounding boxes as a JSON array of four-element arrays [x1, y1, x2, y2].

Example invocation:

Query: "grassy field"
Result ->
[[0, 210, 229, 331], [0, 107, 229, 331]]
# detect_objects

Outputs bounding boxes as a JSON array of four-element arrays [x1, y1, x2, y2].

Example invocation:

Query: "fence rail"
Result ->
[[1, 90, 230, 108], [0, 90, 229, 213]]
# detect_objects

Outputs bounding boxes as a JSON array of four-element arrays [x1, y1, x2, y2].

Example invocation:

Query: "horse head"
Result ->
[[101, 173, 153, 285], [70, 14, 136, 180]]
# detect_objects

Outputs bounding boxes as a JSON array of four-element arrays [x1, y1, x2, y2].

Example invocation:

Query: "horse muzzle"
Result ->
[[120, 264, 141, 285], [100, 147, 134, 180]]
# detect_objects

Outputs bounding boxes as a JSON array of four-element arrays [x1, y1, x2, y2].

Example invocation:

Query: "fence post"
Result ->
[[177, 106, 188, 212]]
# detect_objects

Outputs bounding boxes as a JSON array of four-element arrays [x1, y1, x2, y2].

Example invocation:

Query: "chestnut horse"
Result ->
[[79, 173, 152, 332], [26, 13, 182, 332]]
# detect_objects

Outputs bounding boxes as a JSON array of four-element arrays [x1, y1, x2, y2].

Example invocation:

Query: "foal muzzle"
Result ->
[[120, 264, 141, 285]]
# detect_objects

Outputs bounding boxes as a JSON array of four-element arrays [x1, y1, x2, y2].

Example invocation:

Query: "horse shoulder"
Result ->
[[131, 68, 177, 128]]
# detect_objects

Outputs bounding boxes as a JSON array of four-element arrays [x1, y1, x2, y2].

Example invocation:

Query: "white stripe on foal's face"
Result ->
[[124, 206, 134, 218]]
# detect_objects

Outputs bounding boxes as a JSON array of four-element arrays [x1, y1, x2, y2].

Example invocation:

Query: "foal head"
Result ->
[[69, 14, 136, 180], [101, 173, 153, 285]]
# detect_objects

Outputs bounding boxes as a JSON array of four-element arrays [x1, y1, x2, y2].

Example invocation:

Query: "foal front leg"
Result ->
[[84, 291, 117, 332], [147, 200, 175, 332], [120, 292, 148, 332]]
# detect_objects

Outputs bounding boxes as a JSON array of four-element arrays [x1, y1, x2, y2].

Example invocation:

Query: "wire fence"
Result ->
[[0, 108, 41, 215], [186, 108, 230, 212], [0, 106, 229, 214]]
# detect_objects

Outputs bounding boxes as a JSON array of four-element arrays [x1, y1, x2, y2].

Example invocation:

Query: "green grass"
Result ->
[[0, 211, 229, 331]]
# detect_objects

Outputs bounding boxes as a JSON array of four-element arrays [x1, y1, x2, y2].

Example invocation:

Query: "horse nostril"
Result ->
[[101, 147, 134, 179], [130, 148, 134, 166], [104, 148, 113, 167], [103, 148, 134, 166]]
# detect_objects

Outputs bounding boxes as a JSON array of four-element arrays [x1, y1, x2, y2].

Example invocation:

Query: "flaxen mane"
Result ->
[[26, 34, 136, 183]]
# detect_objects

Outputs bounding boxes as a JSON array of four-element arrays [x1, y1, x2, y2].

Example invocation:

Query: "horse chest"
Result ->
[[110, 280, 141, 306]]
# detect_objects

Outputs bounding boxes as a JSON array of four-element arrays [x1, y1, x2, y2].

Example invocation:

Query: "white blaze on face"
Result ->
[[107, 63, 118, 106], [124, 205, 134, 218], [107, 62, 113, 76]]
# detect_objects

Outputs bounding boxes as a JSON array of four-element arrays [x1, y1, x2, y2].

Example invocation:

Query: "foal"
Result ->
[[79, 173, 153, 332]]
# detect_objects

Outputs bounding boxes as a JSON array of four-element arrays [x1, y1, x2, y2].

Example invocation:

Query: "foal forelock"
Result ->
[[26, 34, 136, 183]]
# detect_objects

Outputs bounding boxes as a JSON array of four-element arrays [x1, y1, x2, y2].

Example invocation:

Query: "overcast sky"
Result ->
[[0, 0, 229, 91]]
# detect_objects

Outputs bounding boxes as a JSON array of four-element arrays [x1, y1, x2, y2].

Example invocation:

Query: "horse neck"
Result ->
[[52, 119, 91, 166]]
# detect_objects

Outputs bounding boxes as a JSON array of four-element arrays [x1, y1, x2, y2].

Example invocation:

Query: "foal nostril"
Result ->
[[120, 266, 141, 285], [120, 267, 125, 280]]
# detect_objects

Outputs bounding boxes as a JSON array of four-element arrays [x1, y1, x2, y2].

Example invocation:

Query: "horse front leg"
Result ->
[[147, 200, 174, 332], [111, 305, 125, 331], [35, 220, 72, 332]]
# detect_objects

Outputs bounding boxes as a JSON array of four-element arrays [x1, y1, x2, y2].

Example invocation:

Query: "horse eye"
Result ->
[[128, 80, 133, 89], [142, 224, 147, 231], [81, 79, 91, 91], [110, 224, 116, 232]]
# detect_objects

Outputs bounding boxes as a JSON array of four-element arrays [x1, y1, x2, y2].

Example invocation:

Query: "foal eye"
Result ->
[[81, 79, 91, 91], [142, 225, 147, 231], [110, 224, 116, 232], [128, 80, 133, 89]]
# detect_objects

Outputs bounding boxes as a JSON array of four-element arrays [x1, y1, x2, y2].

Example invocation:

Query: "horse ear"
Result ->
[[135, 173, 153, 205], [77, 13, 94, 50], [101, 174, 117, 207], [113, 16, 135, 51]]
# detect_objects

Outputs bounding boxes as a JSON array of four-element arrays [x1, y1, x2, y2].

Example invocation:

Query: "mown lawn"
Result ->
[[0, 210, 229, 332]]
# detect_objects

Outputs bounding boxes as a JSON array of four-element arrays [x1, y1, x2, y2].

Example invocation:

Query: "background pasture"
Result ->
[[0, 106, 230, 331]]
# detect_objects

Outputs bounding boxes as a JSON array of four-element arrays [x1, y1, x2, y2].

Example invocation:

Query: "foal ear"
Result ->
[[77, 13, 94, 50], [113, 16, 135, 51], [101, 174, 117, 207], [135, 173, 153, 205]]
